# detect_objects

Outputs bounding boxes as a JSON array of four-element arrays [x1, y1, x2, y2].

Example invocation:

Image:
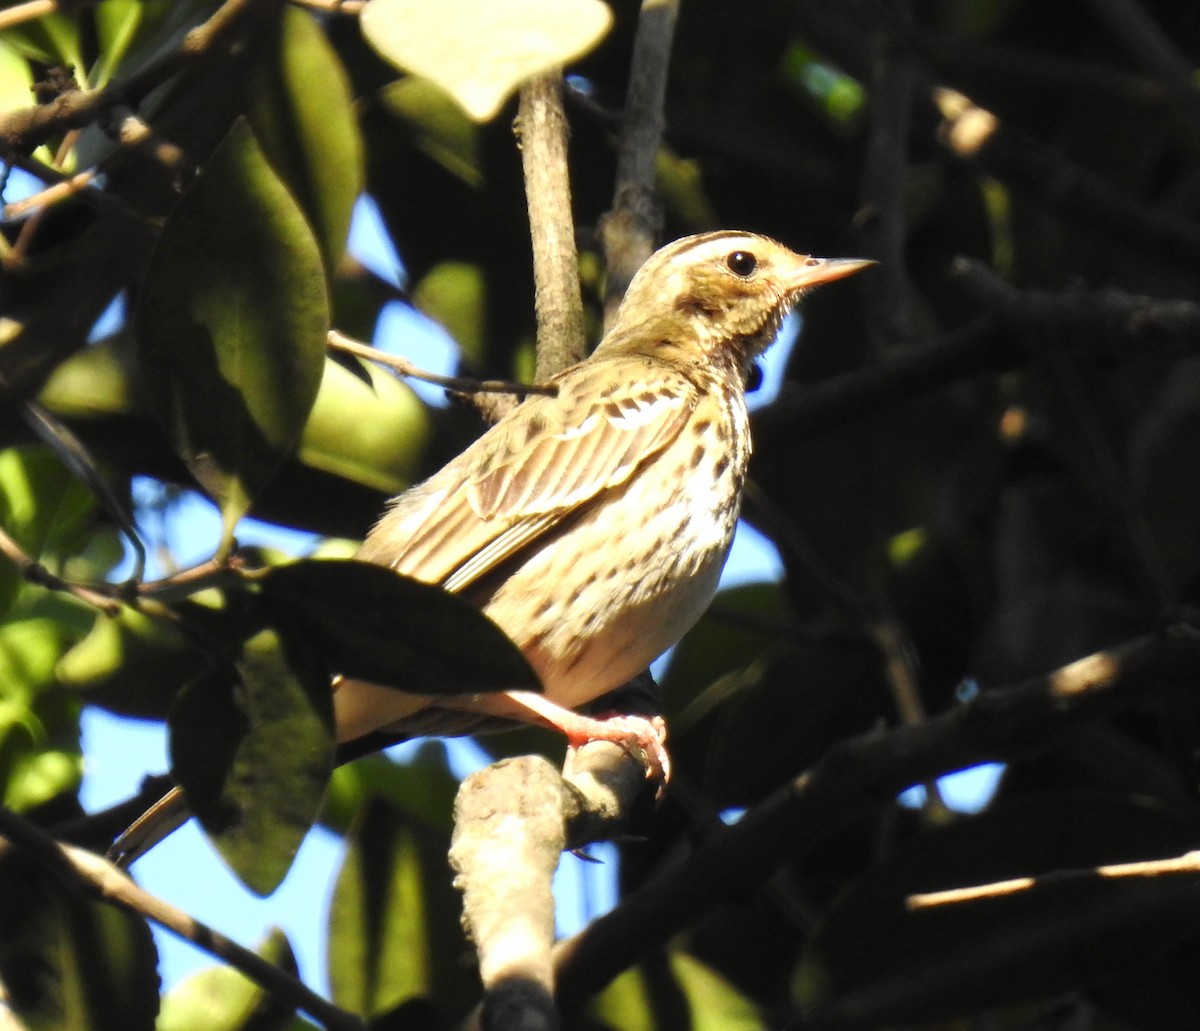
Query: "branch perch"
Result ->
[[552, 623, 1200, 1010]]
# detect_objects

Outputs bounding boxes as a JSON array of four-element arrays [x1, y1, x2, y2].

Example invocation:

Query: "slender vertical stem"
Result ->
[[519, 71, 586, 380], [600, 0, 680, 326]]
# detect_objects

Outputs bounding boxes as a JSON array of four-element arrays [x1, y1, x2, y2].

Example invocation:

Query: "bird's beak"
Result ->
[[790, 256, 876, 290]]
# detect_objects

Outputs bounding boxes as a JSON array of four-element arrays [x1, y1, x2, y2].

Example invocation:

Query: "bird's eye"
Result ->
[[726, 251, 757, 277]]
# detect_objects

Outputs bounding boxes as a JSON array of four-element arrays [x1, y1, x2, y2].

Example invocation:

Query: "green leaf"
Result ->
[[55, 602, 216, 720], [298, 357, 430, 494], [588, 950, 764, 1030], [168, 624, 335, 895], [157, 929, 299, 1031], [327, 798, 473, 1019], [0, 446, 99, 577], [379, 77, 482, 188], [256, 558, 541, 696], [248, 6, 364, 264], [411, 261, 487, 364], [0, 39, 36, 121], [39, 344, 433, 497], [90, 0, 143, 87], [0, 854, 159, 1031], [36, 331, 138, 419], [0, 616, 86, 811], [0, 14, 85, 84], [136, 119, 329, 548], [322, 744, 460, 837], [361, 0, 612, 121]]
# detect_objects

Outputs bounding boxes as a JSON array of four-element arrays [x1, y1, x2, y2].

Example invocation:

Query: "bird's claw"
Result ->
[[564, 712, 670, 784]]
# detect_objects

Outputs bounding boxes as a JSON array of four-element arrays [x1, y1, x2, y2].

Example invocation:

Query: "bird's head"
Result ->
[[598, 231, 873, 372]]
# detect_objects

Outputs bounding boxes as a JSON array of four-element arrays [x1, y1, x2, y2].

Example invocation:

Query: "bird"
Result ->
[[111, 230, 871, 861]]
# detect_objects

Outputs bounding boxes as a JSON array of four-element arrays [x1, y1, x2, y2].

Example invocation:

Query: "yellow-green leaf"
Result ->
[[361, 0, 612, 121], [249, 6, 364, 263]]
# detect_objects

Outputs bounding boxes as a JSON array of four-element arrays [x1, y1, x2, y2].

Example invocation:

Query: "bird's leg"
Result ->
[[451, 689, 670, 782]]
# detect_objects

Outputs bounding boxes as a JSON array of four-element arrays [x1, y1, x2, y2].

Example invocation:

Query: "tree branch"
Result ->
[[0, 0, 260, 155], [519, 71, 587, 382], [0, 805, 363, 1031], [908, 849, 1200, 911], [757, 263, 1200, 434], [552, 622, 1200, 1009], [599, 0, 679, 326]]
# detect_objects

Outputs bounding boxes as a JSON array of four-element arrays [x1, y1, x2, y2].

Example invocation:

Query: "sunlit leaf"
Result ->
[[327, 798, 473, 1018], [361, 0, 612, 121], [39, 344, 433, 497], [589, 949, 763, 1030], [91, 0, 143, 87], [168, 624, 335, 895], [55, 601, 217, 720], [136, 119, 329, 548], [299, 357, 430, 494], [411, 261, 486, 364], [249, 6, 364, 263], [0, 616, 85, 810], [157, 929, 298, 1031]]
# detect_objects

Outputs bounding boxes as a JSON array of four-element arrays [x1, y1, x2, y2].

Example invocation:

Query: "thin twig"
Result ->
[[327, 330, 557, 397], [287, 0, 365, 12], [857, 3, 918, 350], [20, 400, 147, 581], [1082, 0, 1200, 131], [0, 0, 258, 154], [599, 0, 680, 326], [0, 806, 363, 1031], [2, 168, 100, 220], [0, 0, 57, 32], [518, 72, 587, 380], [0, 525, 120, 614], [907, 849, 1200, 910]]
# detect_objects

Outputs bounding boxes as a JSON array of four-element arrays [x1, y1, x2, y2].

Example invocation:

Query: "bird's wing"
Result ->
[[359, 360, 698, 594]]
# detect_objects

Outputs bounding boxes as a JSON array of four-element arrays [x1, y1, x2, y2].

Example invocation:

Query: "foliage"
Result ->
[[2, 0, 1200, 1028]]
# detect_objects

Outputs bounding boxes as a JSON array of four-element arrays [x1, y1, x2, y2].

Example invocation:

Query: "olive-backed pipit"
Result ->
[[335, 231, 872, 775], [112, 231, 869, 861]]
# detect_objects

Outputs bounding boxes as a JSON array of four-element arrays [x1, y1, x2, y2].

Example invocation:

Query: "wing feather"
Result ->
[[358, 359, 698, 594]]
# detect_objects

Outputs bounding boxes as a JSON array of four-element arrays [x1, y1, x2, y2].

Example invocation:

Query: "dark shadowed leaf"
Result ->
[[0, 852, 159, 1031], [136, 119, 328, 547], [327, 797, 474, 1020], [798, 795, 1200, 1028], [168, 624, 335, 896], [256, 559, 540, 695]]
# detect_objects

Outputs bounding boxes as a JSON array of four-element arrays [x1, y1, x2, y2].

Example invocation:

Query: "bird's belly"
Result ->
[[479, 446, 741, 710]]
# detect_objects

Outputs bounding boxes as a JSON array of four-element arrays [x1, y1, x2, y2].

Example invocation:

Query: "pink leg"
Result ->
[[454, 689, 670, 782]]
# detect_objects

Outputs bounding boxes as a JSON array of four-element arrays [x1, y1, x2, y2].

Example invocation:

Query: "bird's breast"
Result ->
[[478, 386, 752, 709]]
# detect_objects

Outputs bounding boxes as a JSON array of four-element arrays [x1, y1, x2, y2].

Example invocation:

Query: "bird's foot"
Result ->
[[562, 711, 670, 784]]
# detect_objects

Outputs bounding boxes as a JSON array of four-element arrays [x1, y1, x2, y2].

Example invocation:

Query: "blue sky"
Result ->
[[5, 167, 1001, 995]]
